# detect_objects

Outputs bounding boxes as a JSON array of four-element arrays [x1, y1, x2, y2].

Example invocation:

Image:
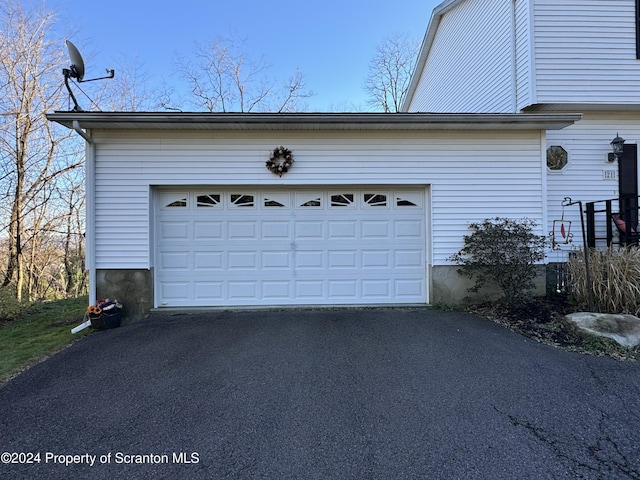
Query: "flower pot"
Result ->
[[89, 308, 123, 330]]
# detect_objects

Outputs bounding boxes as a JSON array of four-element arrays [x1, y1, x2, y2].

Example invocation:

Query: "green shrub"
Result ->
[[568, 247, 640, 315], [449, 217, 547, 304], [0, 288, 29, 323]]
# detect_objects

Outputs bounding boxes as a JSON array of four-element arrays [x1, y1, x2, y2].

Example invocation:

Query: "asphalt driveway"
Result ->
[[1, 308, 640, 479]]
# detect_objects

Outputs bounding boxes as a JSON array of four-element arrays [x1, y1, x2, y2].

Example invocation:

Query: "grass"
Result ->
[[0, 296, 90, 385], [1, 291, 637, 387]]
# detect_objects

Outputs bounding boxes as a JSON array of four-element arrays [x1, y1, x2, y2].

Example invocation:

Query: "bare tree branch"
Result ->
[[364, 33, 420, 112], [177, 34, 313, 112]]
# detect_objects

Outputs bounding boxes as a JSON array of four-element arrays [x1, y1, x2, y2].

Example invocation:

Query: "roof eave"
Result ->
[[46, 112, 581, 132]]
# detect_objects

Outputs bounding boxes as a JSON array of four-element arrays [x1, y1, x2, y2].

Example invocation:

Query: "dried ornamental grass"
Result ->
[[568, 247, 640, 315]]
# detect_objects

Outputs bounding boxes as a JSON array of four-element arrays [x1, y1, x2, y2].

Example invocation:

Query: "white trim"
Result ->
[[540, 129, 548, 244], [511, 0, 518, 112], [526, 0, 537, 107]]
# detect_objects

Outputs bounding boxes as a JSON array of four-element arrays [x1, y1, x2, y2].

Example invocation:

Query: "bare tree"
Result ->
[[177, 35, 313, 112], [364, 33, 420, 113], [90, 55, 158, 112], [0, 1, 81, 300]]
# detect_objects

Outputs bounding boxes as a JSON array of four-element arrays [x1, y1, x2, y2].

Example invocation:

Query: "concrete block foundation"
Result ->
[[430, 265, 546, 306], [96, 269, 153, 320]]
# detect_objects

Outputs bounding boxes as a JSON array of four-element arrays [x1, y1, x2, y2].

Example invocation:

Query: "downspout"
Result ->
[[72, 121, 97, 305], [511, 0, 518, 112]]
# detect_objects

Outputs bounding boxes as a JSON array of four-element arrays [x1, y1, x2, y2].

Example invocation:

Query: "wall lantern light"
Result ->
[[608, 133, 625, 162]]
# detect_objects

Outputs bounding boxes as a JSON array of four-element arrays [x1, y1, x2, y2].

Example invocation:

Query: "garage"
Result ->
[[155, 187, 428, 307]]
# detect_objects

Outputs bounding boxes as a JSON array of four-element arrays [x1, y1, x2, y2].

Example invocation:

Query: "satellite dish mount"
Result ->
[[63, 40, 115, 111]]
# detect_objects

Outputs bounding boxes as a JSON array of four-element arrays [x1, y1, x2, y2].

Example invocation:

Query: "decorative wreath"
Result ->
[[266, 146, 294, 177]]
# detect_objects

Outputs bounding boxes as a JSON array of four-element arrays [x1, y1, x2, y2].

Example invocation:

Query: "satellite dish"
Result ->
[[62, 40, 115, 111], [65, 40, 85, 81]]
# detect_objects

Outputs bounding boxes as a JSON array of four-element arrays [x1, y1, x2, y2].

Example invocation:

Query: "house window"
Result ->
[[547, 146, 568, 171]]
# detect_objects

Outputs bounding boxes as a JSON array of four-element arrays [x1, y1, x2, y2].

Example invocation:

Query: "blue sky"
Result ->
[[42, 0, 441, 111]]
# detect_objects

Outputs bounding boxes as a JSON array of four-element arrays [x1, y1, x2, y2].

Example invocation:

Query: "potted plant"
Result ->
[[87, 299, 123, 330]]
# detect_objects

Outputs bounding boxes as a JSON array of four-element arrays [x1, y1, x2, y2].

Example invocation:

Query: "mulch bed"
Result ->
[[467, 293, 640, 361]]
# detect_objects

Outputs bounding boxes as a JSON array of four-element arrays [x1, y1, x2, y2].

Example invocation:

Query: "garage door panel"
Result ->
[[160, 221, 189, 239], [228, 281, 257, 299], [328, 250, 357, 268], [328, 280, 358, 298], [395, 220, 423, 238], [295, 251, 324, 268], [295, 221, 324, 239], [395, 250, 423, 268], [160, 251, 190, 270], [161, 282, 189, 300], [262, 281, 291, 299], [194, 251, 223, 270], [194, 221, 223, 239], [362, 280, 391, 298], [362, 250, 391, 268], [194, 282, 223, 300], [156, 188, 427, 307], [262, 251, 291, 269], [296, 281, 325, 298], [328, 221, 357, 238], [396, 279, 424, 297], [362, 221, 390, 238], [228, 251, 257, 269], [262, 221, 291, 239], [228, 222, 257, 239]]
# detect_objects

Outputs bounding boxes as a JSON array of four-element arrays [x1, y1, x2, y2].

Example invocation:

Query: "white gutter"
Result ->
[[73, 120, 94, 145]]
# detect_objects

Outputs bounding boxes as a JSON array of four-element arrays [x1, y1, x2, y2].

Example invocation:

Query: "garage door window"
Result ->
[[263, 192, 289, 208], [230, 194, 255, 208], [297, 192, 322, 208], [364, 193, 387, 207], [162, 192, 188, 208], [396, 193, 420, 207], [196, 194, 221, 208], [331, 193, 355, 207]]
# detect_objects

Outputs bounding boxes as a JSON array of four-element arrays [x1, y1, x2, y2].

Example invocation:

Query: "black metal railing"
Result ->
[[585, 196, 639, 248]]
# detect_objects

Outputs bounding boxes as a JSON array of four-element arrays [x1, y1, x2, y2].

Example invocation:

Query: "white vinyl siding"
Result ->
[[534, 0, 640, 105], [546, 112, 640, 257], [515, 0, 534, 110], [92, 129, 546, 271], [408, 0, 515, 113]]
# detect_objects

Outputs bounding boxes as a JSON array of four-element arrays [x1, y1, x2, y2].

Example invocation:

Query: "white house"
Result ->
[[403, 0, 640, 255], [46, 112, 578, 316]]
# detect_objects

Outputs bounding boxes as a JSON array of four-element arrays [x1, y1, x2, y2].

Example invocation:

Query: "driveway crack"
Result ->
[[493, 405, 640, 479]]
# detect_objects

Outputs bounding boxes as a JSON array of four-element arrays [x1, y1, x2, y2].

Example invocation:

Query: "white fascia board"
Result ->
[[46, 112, 581, 132]]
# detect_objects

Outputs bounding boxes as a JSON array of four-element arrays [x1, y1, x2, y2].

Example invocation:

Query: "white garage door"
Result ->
[[155, 188, 427, 307]]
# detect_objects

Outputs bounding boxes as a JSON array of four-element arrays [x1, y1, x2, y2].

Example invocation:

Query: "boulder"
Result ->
[[564, 312, 640, 348]]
